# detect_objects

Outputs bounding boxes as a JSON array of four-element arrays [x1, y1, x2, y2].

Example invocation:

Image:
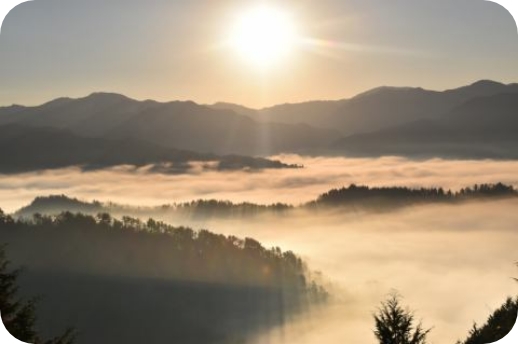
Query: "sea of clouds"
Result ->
[[1, 155, 518, 213], [1, 155, 518, 343]]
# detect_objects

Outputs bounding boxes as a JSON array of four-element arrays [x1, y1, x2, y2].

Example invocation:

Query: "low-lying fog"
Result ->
[[1, 155, 517, 343], [2, 155, 518, 213], [205, 202, 518, 344]]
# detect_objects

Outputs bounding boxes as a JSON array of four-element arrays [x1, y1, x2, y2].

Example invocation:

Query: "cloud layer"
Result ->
[[2, 155, 518, 213], [208, 201, 518, 344], [1, 156, 518, 343]]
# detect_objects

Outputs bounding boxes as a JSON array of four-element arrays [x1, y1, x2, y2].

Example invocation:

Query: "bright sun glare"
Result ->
[[229, 6, 298, 67]]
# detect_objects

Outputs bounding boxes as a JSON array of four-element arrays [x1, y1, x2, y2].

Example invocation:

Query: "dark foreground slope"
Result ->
[[0, 212, 326, 344]]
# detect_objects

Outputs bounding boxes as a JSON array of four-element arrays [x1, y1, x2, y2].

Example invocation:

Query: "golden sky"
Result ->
[[1, 0, 517, 107]]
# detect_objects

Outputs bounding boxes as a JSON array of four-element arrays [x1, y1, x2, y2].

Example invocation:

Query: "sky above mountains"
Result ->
[[1, 0, 517, 107]]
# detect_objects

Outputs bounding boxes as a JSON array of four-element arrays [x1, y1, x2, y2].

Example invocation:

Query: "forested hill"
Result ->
[[14, 183, 518, 220], [0, 211, 326, 289], [306, 182, 517, 210], [0, 211, 327, 343]]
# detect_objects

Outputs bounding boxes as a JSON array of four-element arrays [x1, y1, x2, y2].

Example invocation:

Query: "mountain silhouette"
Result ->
[[333, 92, 518, 159], [0, 93, 340, 156], [213, 80, 518, 135], [2, 80, 518, 159]]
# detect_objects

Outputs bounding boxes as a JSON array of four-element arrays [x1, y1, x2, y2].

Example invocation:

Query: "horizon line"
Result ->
[[1, 78, 515, 110]]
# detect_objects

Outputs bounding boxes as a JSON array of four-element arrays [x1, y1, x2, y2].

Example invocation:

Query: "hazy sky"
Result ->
[[1, 0, 517, 107]]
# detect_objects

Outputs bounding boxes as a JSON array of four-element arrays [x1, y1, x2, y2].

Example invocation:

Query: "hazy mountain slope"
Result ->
[[0, 93, 161, 136], [445, 92, 518, 140], [332, 86, 451, 134], [444, 79, 518, 100], [212, 80, 518, 135], [108, 101, 340, 155], [0, 124, 296, 173], [0, 93, 341, 156], [210, 102, 258, 117], [258, 100, 347, 127], [211, 100, 347, 129], [330, 80, 518, 134], [2, 80, 517, 157], [333, 93, 518, 159]]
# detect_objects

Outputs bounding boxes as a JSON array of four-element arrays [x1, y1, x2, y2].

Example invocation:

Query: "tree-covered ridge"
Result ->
[[0, 245, 74, 344], [15, 183, 518, 219], [15, 195, 295, 220], [0, 209, 327, 343], [457, 297, 518, 344], [0, 210, 326, 297], [310, 183, 516, 209]]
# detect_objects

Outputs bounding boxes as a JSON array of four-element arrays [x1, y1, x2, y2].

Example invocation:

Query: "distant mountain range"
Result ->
[[1, 79, 517, 162], [213, 80, 518, 159], [212, 80, 518, 135], [0, 93, 340, 156], [332, 92, 518, 159]]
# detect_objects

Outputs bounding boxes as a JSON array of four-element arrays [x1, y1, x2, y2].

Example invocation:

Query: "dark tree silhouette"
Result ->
[[15, 183, 517, 221], [457, 297, 517, 344], [0, 243, 74, 343], [0, 209, 328, 294], [0, 247, 38, 342], [309, 183, 516, 210], [373, 293, 431, 344], [458, 266, 518, 344]]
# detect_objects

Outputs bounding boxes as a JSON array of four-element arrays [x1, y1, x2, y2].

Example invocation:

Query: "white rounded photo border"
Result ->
[[0, 0, 516, 343]]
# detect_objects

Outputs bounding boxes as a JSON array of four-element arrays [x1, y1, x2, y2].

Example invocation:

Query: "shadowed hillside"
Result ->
[[0, 211, 327, 344], [213, 80, 518, 135], [333, 92, 518, 159], [0, 124, 299, 174], [0, 93, 341, 156]]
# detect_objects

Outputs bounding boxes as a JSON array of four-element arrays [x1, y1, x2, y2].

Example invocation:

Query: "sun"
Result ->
[[229, 6, 298, 67]]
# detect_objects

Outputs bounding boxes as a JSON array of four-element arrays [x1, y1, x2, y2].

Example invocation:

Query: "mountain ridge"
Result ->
[[0, 93, 341, 156], [2, 80, 518, 160], [332, 92, 518, 159], [210, 80, 518, 135]]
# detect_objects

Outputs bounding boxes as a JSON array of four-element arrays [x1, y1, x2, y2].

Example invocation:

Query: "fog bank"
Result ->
[[1, 156, 517, 343], [198, 201, 518, 344], [2, 156, 518, 213]]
